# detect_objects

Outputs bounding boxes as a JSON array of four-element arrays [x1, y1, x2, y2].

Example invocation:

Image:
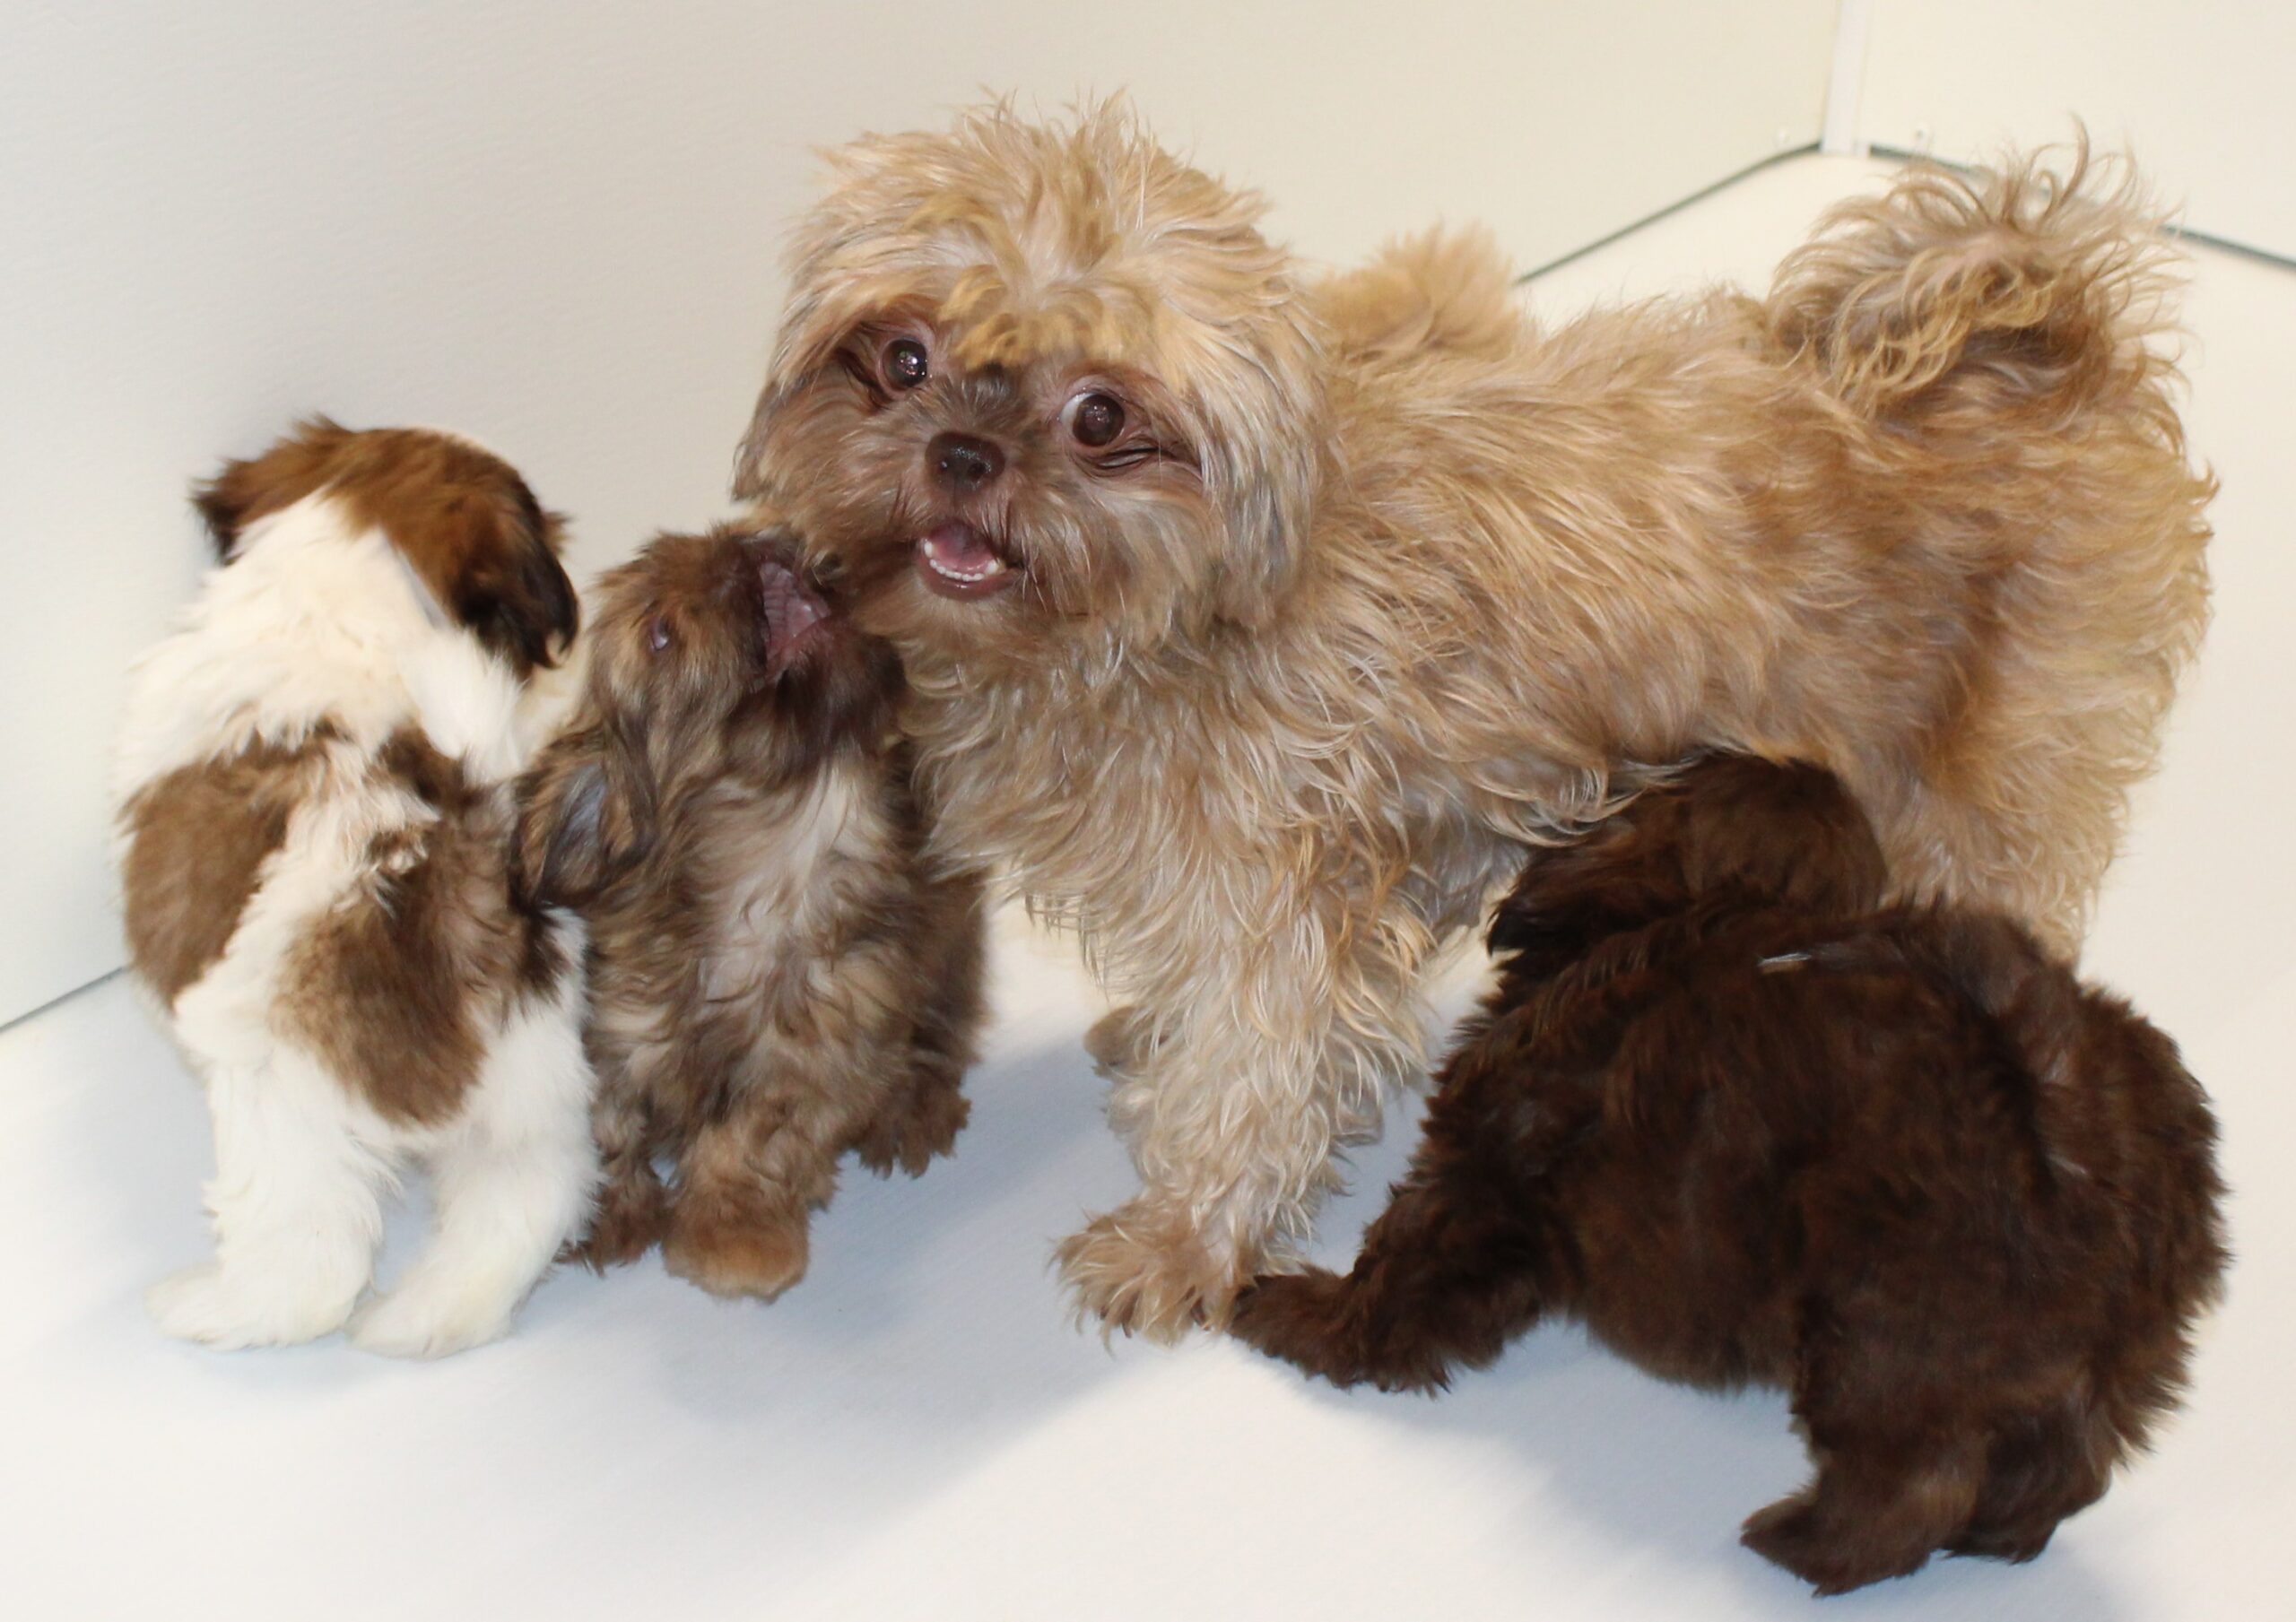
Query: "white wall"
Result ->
[[0, 0, 1837, 1024], [1854, 0, 2296, 261]]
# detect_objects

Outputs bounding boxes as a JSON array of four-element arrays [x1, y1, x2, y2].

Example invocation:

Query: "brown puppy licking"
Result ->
[[517, 522, 987, 1302]]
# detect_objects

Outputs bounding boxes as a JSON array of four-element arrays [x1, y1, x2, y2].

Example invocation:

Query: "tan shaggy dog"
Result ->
[[734, 101, 2213, 1340]]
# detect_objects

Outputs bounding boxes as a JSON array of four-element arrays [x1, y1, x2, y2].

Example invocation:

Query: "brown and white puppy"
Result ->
[[114, 419, 595, 1356], [517, 523, 985, 1302], [1232, 755, 2228, 1595], [734, 102, 2213, 1337]]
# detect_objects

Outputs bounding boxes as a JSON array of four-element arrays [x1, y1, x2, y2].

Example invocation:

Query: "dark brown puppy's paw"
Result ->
[[1230, 1270, 1447, 1393], [662, 1200, 810, 1302], [1946, 1520, 2057, 1566], [1739, 1491, 1936, 1597]]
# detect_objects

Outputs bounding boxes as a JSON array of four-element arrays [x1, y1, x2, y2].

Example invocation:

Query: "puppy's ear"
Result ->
[[190, 415, 354, 562], [450, 500, 580, 676], [190, 464, 257, 561], [1488, 812, 1692, 973], [512, 724, 654, 907], [1670, 758, 1887, 914]]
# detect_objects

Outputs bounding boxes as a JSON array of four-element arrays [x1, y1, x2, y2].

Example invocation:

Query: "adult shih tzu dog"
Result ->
[[115, 420, 594, 1355], [734, 100, 2213, 1339]]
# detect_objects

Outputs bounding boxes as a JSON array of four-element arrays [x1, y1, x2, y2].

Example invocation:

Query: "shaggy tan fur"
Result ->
[[735, 101, 2213, 1340]]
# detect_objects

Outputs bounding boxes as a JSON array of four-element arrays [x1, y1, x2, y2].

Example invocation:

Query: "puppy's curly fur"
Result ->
[[1231, 756, 2228, 1595], [516, 524, 986, 1302], [736, 101, 2213, 1337]]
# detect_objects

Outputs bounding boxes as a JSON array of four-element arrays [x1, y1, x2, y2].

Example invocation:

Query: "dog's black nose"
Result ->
[[928, 431, 1004, 493]]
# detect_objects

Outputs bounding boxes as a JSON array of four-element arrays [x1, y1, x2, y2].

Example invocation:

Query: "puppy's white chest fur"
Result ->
[[699, 758, 889, 993]]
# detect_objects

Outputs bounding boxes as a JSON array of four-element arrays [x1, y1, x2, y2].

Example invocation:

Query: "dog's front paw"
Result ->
[[1229, 1269, 1454, 1393], [1740, 1486, 1942, 1597], [1229, 1271, 1367, 1383], [1055, 1201, 1244, 1344], [663, 1202, 810, 1302], [145, 1263, 360, 1350]]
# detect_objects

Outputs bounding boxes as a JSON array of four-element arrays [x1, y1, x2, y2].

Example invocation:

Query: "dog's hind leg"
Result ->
[[351, 991, 598, 1357], [1742, 1317, 1992, 1594], [147, 1050, 390, 1349], [1948, 1397, 2114, 1565], [1741, 1421, 1987, 1595]]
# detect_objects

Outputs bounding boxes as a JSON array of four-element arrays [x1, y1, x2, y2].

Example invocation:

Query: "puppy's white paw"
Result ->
[[347, 1273, 517, 1359], [145, 1263, 358, 1349]]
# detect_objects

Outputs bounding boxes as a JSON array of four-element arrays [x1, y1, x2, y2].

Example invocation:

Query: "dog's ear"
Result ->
[[512, 724, 654, 908], [387, 482, 579, 679], [730, 386, 782, 503], [190, 415, 354, 562], [1487, 810, 1692, 973], [1670, 757, 1886, 914], [190, 462, 257, 561], [731, 261, 874, 501], [1199, 315, 1326, 629], [448, 499, 581, 676]]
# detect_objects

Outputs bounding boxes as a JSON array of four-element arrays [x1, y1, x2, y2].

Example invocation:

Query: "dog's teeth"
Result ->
[[922, 536, 1007, 583]]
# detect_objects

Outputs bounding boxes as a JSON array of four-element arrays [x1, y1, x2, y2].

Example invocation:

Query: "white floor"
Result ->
[[6, 154, 2291, 1621]]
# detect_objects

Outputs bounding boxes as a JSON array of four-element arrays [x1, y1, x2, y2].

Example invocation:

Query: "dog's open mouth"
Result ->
[[915, 520, 1021, 601], [760, 558, 830, 672]]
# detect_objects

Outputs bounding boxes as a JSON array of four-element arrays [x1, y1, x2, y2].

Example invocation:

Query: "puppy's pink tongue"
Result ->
[[917, 521, 1016, 600]]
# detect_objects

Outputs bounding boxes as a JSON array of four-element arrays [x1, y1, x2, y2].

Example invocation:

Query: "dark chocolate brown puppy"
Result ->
[[517, 523, 987, 1301], [1232, 756, 2226, 1595]]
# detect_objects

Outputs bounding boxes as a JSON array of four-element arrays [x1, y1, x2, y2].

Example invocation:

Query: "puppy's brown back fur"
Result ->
[[1233, 756, 2226, 1593]]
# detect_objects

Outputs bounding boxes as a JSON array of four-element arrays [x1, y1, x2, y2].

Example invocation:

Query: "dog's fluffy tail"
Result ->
[[1766, 143, 2185, 424], [1767, 145, 2213, 949], [1316, 226, 1526, 360]]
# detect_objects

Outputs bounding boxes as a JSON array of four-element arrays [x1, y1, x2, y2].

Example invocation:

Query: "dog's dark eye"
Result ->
[[1069, 392, 1125, 447], [646, 613, 674, 654], [883, 338, 929, 391]]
